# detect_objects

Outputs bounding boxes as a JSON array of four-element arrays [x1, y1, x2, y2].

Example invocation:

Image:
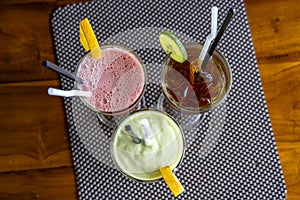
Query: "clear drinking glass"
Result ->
[[74, 44, 147, 127], [158, 42, 232, 129], [110, 109, 185, 182]]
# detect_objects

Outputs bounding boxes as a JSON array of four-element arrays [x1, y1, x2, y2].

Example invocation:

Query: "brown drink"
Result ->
[[161, 42, 232, 114]]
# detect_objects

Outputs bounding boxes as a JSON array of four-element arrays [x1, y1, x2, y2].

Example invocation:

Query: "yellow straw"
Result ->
[[79, 18, 101, 58]]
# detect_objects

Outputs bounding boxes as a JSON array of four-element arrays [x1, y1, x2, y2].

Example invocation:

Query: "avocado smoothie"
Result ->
[[111, 109, 185, 182]]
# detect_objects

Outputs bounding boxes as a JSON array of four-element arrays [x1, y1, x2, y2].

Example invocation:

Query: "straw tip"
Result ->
[[140, 118, 150, 126], [42, 60, 48, 66], [230, 7, 237, 14], [47, 88, 54, 95], [212, 6, 218, 12], [125, 125, 132, 131]]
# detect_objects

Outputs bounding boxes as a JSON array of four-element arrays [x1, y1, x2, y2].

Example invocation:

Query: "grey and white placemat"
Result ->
[[51, 0, 286, 199]]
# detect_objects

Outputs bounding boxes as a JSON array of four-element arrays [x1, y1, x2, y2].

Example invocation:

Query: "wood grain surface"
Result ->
[[0, 0, 299, 199]]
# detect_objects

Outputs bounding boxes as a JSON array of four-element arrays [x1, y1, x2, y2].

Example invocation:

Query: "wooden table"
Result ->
[[0, 0, 299, 199]]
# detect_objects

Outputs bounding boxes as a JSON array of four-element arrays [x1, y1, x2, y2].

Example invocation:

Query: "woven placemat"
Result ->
[[51, 0, 286, 199]]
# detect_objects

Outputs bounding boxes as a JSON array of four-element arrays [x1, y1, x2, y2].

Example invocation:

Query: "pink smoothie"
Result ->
[[76, 45, 146, 113]]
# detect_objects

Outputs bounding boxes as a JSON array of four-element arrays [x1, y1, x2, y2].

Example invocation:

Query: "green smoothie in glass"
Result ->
[[110, 109, 185, 182]]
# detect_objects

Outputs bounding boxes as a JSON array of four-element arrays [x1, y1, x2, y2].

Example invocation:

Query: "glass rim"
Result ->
[[110, 108, 186, 183], [160, 42, 232, 114], [74, 44, 147, 116]]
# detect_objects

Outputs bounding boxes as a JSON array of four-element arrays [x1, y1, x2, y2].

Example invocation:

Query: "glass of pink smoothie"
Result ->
[[74, 44, 146, 126]]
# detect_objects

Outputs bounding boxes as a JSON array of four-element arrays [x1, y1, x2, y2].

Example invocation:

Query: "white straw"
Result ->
[[47, 87, 92, 97], [211, 6, 218, 38], [199, 6, 218, 62], [140, 118, 153, 146]]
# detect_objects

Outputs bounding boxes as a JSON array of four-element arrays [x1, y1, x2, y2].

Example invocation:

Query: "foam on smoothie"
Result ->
[[77, 46, 145, 112]]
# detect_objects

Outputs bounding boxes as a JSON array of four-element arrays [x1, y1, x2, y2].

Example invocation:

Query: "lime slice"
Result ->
[[159, 31, 187, 63]]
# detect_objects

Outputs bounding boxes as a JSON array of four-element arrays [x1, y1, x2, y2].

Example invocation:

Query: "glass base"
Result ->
[[157, 94, 206, 130], [96, 96, 146, 128]]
